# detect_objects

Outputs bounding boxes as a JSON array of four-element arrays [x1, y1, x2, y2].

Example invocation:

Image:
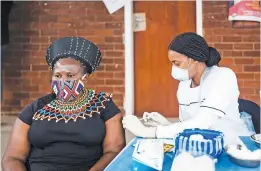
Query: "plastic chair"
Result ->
[[238, 99, 260, 134]]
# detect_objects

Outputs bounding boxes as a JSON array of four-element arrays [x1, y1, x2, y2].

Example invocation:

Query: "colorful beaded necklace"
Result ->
[[33, 89, 111, 123]]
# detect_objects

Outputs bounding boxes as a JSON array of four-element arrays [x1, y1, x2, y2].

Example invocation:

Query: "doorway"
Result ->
[[134, 1, 196, 117]]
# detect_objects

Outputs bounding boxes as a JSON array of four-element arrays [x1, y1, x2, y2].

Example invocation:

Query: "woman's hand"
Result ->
[[122, 115, 156, 138], [142, 112, 171, 126]]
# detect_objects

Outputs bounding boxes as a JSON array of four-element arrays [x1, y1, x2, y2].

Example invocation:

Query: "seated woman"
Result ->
[[123, 32, 250, 146], [2, 37, 125, 171]]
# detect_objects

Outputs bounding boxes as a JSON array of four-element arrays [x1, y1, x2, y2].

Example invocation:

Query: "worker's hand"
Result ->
[[142, 112, 171, 127], [122, 115, 156, 138]]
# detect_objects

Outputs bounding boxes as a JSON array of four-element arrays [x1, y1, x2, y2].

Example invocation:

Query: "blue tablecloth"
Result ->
[[105, 137, 260, 171]]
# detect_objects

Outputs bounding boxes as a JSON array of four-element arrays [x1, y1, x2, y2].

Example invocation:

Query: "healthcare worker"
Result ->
[[123, 32, 250, 146]]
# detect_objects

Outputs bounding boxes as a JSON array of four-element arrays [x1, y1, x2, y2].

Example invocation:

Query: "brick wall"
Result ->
[[1, 1, 125, 114], [203, 1, 260, 105], [1, 1, 260, 115]]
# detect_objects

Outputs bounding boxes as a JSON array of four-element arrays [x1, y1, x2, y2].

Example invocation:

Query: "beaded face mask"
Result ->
[[51, 78, 85, 103]]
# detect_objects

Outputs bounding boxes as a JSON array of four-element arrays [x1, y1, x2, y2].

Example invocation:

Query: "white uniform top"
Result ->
[[157, 66, 250, 146], [177, 66, 240, 122]]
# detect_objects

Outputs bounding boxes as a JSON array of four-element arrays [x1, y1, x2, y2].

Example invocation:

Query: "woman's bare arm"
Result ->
[[2, 118, 31, 171], [89, 114, 125, 171]]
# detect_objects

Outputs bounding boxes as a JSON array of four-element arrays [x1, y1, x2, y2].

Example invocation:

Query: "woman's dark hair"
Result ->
[[207, 47, 221, 67], [83, 63, 92, 75], [168, 32, 221, 67]]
